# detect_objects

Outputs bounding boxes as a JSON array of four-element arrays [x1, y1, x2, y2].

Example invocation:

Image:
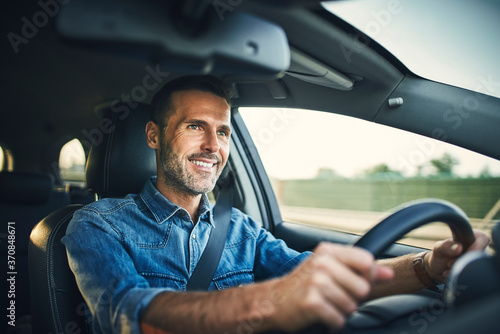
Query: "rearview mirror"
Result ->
[[56, 0, 290, 78]]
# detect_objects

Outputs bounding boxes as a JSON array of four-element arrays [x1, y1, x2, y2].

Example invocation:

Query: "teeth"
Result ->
[[191, 160, 214, 168]]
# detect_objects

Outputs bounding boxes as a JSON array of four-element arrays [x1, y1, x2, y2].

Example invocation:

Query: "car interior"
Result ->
[[1, 0, 500, 333]]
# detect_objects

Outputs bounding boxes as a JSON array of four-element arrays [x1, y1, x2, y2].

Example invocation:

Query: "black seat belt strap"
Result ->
[[186, 173, 234, 291]]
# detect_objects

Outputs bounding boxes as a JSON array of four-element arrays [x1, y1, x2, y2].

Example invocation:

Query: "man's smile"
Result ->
[[190, 159, 217, 169]]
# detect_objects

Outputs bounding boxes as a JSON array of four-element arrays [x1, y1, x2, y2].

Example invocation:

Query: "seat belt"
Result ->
[[186, 172, 234, 291]]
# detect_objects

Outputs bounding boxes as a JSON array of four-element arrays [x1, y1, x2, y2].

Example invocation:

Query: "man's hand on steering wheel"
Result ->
[[270, 243, 394, 332], [427, 230, 490, 282]]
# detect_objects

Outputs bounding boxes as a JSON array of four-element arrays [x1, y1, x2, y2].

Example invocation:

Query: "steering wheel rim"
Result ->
[[353, 199, 476, 257]]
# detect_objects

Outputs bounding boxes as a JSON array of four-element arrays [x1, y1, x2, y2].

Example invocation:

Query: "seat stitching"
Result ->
[[46, 209, 78, 332], [103, 112, 118, 194]]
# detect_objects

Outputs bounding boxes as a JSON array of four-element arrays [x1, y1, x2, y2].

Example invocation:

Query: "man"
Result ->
[[63, 75, 489, 334]]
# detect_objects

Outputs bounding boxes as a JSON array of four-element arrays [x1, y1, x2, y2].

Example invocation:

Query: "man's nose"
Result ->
[[201, 130, 221, 152]]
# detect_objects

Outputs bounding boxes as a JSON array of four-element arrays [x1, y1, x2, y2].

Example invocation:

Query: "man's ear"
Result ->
[[145, 121, 160, 149]]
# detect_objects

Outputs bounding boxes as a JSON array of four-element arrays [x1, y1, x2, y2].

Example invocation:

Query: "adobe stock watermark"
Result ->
[[51, 64, 169, 174], [397, 74, 499, 176], [339, 0, 403, 64], [399, 284, 467, 334], [80, 64, 169, 153], [250, 108, 298, 154], [6, 222, 17, 328], [7, 0, 70, 54], [209, 108, 297, 189], [438, 74, 499, 133], [212, 0, 243, 21]]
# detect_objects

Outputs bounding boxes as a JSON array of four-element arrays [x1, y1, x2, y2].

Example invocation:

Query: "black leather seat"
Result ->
[[28, 103, 156, 334], [0, 171, 70, 334]]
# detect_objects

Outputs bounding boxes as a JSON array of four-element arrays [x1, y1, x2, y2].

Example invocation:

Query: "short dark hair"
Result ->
[[150, 75, 234, 129]]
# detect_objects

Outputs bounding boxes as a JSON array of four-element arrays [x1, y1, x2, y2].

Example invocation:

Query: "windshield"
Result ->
[[324, 0, 500, 99], [240, 107, 500, 248]]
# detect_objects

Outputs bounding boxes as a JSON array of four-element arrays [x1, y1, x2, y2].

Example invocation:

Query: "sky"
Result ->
[[324, 0, 500, 99], [59, 138, 86, 169]]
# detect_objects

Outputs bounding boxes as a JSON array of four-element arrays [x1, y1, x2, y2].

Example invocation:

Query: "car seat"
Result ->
[[28, 102, 156, 334], [0, 171, 70, 334]]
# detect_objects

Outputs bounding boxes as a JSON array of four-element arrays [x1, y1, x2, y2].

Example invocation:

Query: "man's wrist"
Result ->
[[412, 251, 440, 291]]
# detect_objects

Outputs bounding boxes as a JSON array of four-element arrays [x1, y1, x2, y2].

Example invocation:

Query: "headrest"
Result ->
[[0, 172, 54, 205], [86, 102, 157, 198]]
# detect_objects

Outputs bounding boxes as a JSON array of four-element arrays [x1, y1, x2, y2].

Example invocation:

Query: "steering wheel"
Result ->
[[294, 199, 477, 334], [353, 199, 476, 256]]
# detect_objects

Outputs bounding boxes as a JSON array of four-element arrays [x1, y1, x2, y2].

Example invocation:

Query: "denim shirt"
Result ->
[[62, 177, 310, 333]]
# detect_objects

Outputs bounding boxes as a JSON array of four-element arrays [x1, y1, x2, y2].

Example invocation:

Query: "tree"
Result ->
[[365, 163, 392, 175], [363, 163, 403, 179], [316, 167, 340, 179], [479, 166, 492, 178], [430, 153, 459, 175]]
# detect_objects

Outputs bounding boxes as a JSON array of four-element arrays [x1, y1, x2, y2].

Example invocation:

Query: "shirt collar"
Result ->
[[139, 176, 213, 226]]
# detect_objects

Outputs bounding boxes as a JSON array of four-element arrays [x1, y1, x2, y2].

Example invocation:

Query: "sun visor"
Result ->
[[287, 49, 353, 90], [56, 0, 290, 78]]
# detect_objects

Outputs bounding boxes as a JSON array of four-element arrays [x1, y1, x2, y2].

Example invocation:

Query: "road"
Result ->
[[280, 206, 490, 249]]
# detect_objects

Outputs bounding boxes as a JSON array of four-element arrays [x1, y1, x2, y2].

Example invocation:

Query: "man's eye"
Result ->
[[218, 130, 229, 137], [188, 124, 199, 130]]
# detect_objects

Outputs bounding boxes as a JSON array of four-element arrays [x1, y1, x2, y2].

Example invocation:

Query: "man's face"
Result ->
[[158, 90, 231, 196]]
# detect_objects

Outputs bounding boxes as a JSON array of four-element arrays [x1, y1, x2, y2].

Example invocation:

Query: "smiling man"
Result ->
[[63, 75, 489, 334], [147, 86, 231, 221]]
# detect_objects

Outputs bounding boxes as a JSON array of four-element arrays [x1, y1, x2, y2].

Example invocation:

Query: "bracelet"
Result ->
[[412, 251, 440, 291]]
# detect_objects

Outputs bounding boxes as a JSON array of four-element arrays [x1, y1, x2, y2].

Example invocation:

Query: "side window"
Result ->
[[0, 146, 4, 171], [239, 107, 500, 248], [59, 139, 86, 186], [0, 145, 13, 172]]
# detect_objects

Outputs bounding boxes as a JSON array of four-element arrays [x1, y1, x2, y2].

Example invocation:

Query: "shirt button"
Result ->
[[192, 234, 196, 240]]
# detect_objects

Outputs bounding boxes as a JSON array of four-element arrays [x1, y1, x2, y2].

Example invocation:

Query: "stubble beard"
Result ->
[[159, 137, 222, 196]]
